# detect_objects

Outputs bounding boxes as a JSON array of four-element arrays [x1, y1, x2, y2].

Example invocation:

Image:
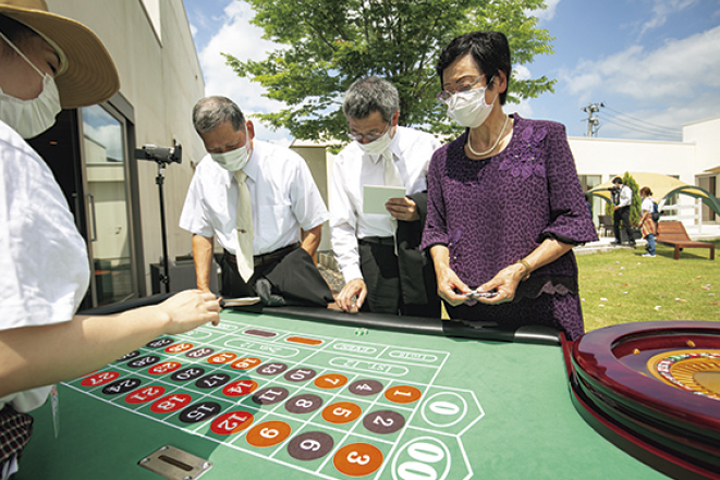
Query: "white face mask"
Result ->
[[357, 127, 393, 156], [444, 86, 496, 128], [0, 31, 62, 139], [210, 139, 251, 171]]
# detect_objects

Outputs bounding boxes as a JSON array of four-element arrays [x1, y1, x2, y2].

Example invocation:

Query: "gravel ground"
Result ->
[[318, 263, 345, 294]]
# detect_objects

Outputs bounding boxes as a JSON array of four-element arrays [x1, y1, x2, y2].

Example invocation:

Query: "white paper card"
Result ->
[[363, 185, 406, 215]]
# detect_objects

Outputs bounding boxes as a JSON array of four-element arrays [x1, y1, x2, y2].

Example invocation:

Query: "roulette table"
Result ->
[[15, 304, 719, 480]]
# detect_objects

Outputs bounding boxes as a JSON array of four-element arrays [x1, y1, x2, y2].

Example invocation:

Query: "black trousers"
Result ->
[[220, 247, 333, 307], [359, 239, 440, 317], [613, 206, 634, 244]]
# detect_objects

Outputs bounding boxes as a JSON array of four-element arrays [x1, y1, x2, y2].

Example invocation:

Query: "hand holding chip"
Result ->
[[466, 290, 499, 299], [463, 289, 499, 306]]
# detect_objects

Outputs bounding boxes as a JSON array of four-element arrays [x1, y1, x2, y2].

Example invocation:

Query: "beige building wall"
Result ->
[[290, 141, 334, 252], [48, 0, 206, 294]]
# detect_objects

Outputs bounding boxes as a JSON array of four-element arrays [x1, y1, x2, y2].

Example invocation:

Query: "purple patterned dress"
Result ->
[[421, 114, 598, 340]]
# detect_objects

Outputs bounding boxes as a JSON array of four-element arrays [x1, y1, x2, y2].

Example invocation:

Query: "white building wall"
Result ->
[[47, 0, 206, 294], [683, 116, 720, 173], [568, 118, 720, 228], [568, 136, 696, 185]]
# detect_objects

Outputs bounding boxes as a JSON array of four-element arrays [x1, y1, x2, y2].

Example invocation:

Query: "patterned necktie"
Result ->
[[382, 151, 404, 187], [234, 170, 254, 281], [382, 151, 403, 254]]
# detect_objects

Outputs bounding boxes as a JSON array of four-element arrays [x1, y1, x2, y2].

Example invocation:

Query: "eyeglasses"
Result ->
[[347, 123, 391, 143], [436, 75, 487, 102]]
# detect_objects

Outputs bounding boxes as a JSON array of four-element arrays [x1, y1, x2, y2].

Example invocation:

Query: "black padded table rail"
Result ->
[[79, 296, 561, 345]]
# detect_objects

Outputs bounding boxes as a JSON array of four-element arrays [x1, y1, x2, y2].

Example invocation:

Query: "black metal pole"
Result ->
[[156, 163, 170, 293]]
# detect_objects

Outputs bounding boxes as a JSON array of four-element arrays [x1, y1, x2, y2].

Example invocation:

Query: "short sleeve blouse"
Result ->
[[0, 121, 90, 412]]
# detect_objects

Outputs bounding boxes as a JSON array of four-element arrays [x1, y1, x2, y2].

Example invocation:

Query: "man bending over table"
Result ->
[[180, 96, 333, 307]]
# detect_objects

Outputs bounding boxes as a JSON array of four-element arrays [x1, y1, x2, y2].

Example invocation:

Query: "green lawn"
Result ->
[[576, 239, 719, 332]]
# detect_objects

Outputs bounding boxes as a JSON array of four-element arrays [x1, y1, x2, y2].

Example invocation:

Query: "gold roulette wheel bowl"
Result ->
[[648, 349, 720, 400]]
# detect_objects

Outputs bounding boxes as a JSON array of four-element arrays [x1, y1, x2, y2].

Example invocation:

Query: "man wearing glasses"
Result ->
[[330, 76, 441, 316]]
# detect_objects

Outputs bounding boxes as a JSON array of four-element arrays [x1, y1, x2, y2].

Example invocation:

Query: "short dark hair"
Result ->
[[436, 31, 511, 105], [192, 96, 245, 134], [0, 14, 37, 59], [640, 186, 653, 197], [612, 177, 623, 185], [343, 76, 399, 123]]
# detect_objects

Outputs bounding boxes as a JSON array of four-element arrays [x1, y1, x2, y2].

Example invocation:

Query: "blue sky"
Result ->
[[181, 0, 720, 144]]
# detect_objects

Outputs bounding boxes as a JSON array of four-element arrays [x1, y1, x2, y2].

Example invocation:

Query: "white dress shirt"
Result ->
[[179, 140, 329, 255], [330, 126, 440, 282], [0, 120, 90, 413], [619, 184, 633, 208]]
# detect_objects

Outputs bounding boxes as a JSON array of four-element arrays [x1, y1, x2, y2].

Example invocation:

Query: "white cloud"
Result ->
[[529, 0, 561, 22], [564, 25, 720, 102], [197, 1, 291, 143], [638, 0, 699, 38], [513, 97, 534, 119], [558, 23, 720, 139], [513, 65, 532, 81], [510, 66, 534, 117]]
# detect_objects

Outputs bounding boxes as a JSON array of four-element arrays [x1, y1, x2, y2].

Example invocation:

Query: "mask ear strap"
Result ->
[[0, 30, 46, 79]]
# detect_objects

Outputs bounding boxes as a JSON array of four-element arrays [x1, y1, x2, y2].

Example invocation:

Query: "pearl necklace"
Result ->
[[467, 115, 510, 157]]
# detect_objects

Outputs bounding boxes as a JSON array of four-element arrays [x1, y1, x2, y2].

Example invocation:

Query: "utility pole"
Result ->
[[582, 102, 604, 137]]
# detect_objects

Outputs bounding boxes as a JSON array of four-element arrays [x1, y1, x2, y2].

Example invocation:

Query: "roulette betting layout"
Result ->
[[17, 307, 719, 480]]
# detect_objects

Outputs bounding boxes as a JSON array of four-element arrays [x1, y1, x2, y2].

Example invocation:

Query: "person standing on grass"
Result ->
[[638, 186, 657, 257], [611, 176, 635, 247]]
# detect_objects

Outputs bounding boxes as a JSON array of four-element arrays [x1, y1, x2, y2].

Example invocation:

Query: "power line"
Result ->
[[580, 102, 682, 140], [601, 109, 682, 139], [601, 114, 682, 140], [601, 105, 680, 135]]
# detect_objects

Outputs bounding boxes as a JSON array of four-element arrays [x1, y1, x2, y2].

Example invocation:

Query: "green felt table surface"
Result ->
[[17, 309, 668, 480]]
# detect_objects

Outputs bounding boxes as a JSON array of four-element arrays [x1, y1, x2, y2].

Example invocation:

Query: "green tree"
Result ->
[[623, 172, 642, 227], [224, 0, 555, 144], [604, 172, 642, 227]]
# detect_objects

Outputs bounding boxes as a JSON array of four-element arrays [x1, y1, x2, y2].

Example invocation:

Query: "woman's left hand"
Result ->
[[473, 263, 527, 304]]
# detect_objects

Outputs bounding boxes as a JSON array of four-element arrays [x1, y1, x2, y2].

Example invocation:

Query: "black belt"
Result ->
[[359, 236, 395, 246], [224, 242, 300, 268]]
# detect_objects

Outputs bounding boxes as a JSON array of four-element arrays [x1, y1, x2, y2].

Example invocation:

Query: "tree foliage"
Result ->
[[623, 172, 643, 227], [604, 172, 642, 227], [224, 0, 556, 144]]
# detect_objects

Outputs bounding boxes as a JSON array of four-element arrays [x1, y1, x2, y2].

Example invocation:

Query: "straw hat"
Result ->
[[0, 0, 119, 108]]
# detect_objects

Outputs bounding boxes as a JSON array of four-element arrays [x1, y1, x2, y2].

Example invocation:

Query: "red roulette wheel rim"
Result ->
[[568, 321, 720, 479]]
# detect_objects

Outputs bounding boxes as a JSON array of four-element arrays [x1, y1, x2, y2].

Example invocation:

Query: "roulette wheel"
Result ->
[[567, 320, 720, 480]]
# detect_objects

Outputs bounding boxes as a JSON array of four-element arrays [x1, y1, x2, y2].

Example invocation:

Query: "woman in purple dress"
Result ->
[[420, 31, 597, 341]]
